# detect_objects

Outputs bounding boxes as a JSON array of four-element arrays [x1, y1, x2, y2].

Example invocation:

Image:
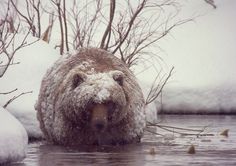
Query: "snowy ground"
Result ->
[[0, 107, 28, 164]]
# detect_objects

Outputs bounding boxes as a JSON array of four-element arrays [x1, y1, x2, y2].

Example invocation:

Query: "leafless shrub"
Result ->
[[0, 1, 41, 78], [68, 0, 103, 50], [1, 0, 194, 106], [65, 0, 192, 66], [34, 0, 192, 66], [9, 0, 42, 37], [49, 0, 69, 54]]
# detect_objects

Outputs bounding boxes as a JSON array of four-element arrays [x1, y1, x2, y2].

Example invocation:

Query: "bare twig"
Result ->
[[100, 0, 116, 50], [0, 25, 38, 77], [62, 0, 69, 52], [144, 128, 165, 136], [145, 67, 174, 105], [55, 0, 64, 55], [112, 0, 147, 54], [156, 125, 213, 136], [0, 88, 18, 95], [147, 121, 203, 132], [3, 90, 33, 108], [0, 61, 20, 67], [204, 0, 217, 9], [146, 122, 214, 137]]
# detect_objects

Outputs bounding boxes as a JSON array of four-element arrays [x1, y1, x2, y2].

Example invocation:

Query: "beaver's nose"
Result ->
[[95, 122, 105, 131], [92, 120, 106, 132]]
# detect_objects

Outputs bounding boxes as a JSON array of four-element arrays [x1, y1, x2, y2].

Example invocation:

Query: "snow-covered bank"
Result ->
[[158, 85, 236, 114], [0, 107, 28, 164], [0, 36, 60, 139]]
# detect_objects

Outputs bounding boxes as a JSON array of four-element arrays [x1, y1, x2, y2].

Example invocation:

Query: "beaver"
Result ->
[[36, 48, 146, 145]]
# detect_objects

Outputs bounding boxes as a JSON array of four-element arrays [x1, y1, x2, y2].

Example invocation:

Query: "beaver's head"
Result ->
[[59, 69, 128, 133]]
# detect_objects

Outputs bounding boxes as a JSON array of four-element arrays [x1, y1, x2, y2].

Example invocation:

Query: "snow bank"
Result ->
[[0, 35, 60, 139], [140, 79, 236, 116], [159, 85, 236, 114], [0, 107, 28, 164]]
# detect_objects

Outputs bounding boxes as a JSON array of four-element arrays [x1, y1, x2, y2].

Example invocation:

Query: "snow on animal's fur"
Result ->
[[36, 48, 146, 145]]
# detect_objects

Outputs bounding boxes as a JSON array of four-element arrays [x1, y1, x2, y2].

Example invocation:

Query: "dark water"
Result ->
[[13, 115, 236, 166]]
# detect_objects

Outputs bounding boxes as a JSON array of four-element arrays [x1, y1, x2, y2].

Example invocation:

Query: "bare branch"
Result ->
[[10, 0, 36, 36], [3, 90, 33, 108], [147, 122, 204, 132], [204, 0, 217, 9], [51, 0, 64, 55], [30, 0, 42, 36], [0, 88, 18, 95], [144, 128, 165, 136], [0, 23, 38, 77], [146, 121, 214, 137], [112, 0, 147, 54], [145, 67, 174, 105], [100, 0, 116, 50], [62, 0, 69, 52]]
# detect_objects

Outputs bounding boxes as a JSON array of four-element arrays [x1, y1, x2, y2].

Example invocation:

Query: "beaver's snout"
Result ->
[[90, 103, 108, 133]]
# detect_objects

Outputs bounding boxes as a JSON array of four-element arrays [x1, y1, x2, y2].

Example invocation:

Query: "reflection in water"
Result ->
[[37, 143, 146, 166], [13, 115, 236, 166]]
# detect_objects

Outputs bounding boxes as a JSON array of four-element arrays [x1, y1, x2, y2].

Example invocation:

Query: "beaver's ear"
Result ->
[[72, 73, 84, 88], [112, 71, 124, 86]]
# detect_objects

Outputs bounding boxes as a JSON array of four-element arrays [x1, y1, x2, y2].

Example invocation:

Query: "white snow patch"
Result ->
[[96, 88, 110, 102], [0, 35, 60, 139], [0, 107, 28, 164], [87, 73, 114, 103]]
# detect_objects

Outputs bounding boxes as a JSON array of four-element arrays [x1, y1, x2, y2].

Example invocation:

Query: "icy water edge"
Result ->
[[12, 115, 236, 166]]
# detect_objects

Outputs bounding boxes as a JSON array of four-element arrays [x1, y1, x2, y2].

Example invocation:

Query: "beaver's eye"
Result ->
[[113, 73, 124, 86], [72, 74, 83, 88]]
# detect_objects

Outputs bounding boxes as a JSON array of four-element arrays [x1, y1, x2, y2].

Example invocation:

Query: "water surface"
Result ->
[[13, 115, 236, 166]]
